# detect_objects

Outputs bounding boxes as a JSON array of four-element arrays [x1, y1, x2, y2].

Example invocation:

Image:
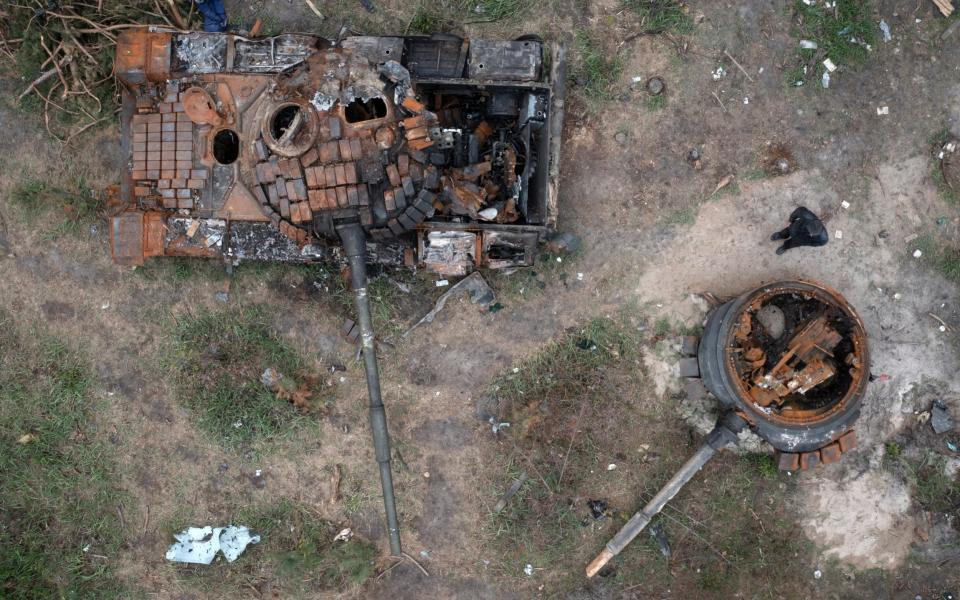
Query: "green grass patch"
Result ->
[[8, 176, 103, 239], [573, 30, 623, 102], [409, 4, 450, 33], [911, 234, 960, 284], [172, 498, 377, 594], [463, 0, 529, 22], [661, 207, 696, 227], [486, 249, 578, 301], [789, 0, 876, 87], [0, 310, 129, 598], [166, 306, 321, 451], [887, 451, 959, 515], [646, 94, 667, 110], [624, 0, 693, 35]]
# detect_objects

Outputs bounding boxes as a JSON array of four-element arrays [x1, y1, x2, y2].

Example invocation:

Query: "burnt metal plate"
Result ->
[[468, 40, 542, 81]]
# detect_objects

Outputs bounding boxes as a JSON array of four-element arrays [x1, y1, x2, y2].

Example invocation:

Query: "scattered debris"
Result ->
[[545, 231, 582, 254], [16, 433, 36, 444], [646, 76, 665, 96], [404, 272, 495, 337], [523, 564, 534, 576], [814, 568, 823, 580], [333, 528, 353, 542], [799, 40, 818, 49], [931, 401, 954, 434], [436, 279, 450, 287], [493, 471, 529, 513], [606, 463, 617, 471], [877, 106, 890, 115], [822, 58, 837, 72], [879, 20, 892, 42], [712, 66, 726, 80], [764, 144, 795, 176], [821, 71, 830, 88], [165, 526, 261, 564], [913, 249, 923, 258], [834, 230, 843, 240], [933, 0, 955, 17], [711, 174, 735, 197], [723, 50, 754, 82], [588, 499, 609, 521], [841, 200, 850, 209], [648, 521, 671, 557]]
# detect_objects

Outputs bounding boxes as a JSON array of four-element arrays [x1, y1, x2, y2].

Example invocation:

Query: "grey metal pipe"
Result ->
[[585, 414, 744, 577], [337, 222, 402, 556]]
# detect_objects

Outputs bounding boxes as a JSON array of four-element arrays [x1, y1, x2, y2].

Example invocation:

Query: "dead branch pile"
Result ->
[[1, 0, 181, 146]]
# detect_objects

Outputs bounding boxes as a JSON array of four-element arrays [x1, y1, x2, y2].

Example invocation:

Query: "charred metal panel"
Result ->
[[342, 36, 404, 65], [467, 40, 542, 81], [235, 35, 320, 72], [404, 34, 468, 78]]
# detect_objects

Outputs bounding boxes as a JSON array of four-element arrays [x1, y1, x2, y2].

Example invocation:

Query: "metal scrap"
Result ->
[[403, 271, 495, 337]]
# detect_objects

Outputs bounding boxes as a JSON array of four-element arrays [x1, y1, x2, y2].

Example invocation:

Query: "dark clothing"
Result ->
[[771, 206, 828, 255], [194, 0, 227, 32]]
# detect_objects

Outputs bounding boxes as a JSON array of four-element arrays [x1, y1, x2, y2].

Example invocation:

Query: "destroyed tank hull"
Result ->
[[698, 280, 868, 460]]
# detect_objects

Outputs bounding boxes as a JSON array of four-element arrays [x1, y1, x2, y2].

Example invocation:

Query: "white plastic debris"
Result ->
[[524, 564, 534, 576], [814, 568, 822, 580], [939, 325, 947, 333], [743, 97, 749, 105], [822, 58, 837, 72], [435, 279, 449, 287], [877, 106, 889, 115], [577, 272, 584, 281], [165, 526, 261, 564], [333, 528, 353, 542], [233, 420, 243, 429], [841, 200, 850, 209], [799, 40, 818, 49], [893, 292, 902, 300], [821, 71, 830, 88], [478, 207, 498, 221], [834, 230, 843, 240], [711, 66, 726, 80], [879, 20, 892, 42], [913, 249, 923, 258], [607, 463, 617, 471]]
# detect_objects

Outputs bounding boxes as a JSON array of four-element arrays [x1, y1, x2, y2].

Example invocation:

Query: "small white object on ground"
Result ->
[[940, 325, 947, 333], [821, 72, 830, 88], [822, 58, 837, 72], [799, 40, 818, 49], [743, 97, 749, 105], [841, 200, 850, 209], [556, 256, 562, 262], [165, 526, 261, 564], [893, 293, 901, 300], [835, 230, 843, 240], [712, 67, 725, 80], [333, 528, 353, 542], [877, 106, 889, 115], [607, 463, 617, 471], [577, 272, 584, 281], [879, 20, 892, 42], [814, 568, 822, 580], [435, 279, 449, 287], [101, 303, 110, 310], [524, 564, 534, 576], [913, 249, 923, 258]]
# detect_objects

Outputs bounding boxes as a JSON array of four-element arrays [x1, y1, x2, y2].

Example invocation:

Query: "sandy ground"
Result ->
[[2, 0, 960, 598]]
